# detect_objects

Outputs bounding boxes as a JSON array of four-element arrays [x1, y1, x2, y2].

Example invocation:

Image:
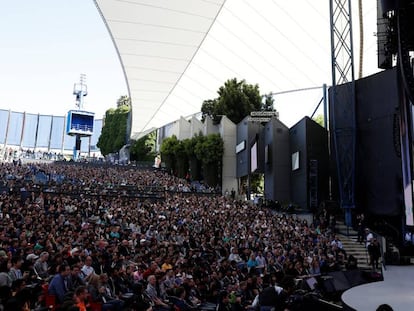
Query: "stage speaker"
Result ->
[[321, 276, 336, 293], [327, 271, 351, 292], [343, 270, 366, 287]]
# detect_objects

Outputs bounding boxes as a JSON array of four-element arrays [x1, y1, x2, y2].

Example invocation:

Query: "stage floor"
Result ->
[[342, 265, 414, 311]]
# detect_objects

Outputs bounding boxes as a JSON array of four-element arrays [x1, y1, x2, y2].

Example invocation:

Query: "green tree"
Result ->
[[160, 135, 180, 174], [183, 134, 202, 180], [173, 140, 188, 178], [200, 99, 217, 122], [117, 95, 131, 108], [159, 133, 224, 186], [313, 114, 325, 127], [97, 105, 130, 156], [262, 93, 275, 111], [194, 133, 224, 187], [130, 131, 156, 162], [250, 173, 264, 194], [201, 78, 263, 124]]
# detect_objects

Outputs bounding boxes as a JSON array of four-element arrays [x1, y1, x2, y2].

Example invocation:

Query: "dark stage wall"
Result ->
[[264, 118, 290, 202], [290, 117, 329, 210], [331, 68, 402, 216]]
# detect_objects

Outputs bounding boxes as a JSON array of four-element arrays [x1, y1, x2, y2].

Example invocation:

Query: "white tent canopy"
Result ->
[[94, 0, 378, 139], [94, 0, 226, 139]]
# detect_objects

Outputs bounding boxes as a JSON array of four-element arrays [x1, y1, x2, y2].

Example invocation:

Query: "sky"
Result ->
[[0, 0, 380, 127], [0, 0, 128, 119]]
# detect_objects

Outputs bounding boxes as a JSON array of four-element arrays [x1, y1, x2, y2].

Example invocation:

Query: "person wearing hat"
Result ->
[[33, 243, 43, 252], [26, 253, 39, 262], [0, 250, 8, 261], [67, 247, 82, 267]]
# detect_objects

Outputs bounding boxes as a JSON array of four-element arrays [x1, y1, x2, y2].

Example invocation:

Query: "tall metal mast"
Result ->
[[329, 0, 356, 227], [73, 74, 88, 110]]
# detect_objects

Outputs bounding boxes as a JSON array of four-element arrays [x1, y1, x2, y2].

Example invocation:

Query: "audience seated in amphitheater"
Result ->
[[0, 161, 352, 310]]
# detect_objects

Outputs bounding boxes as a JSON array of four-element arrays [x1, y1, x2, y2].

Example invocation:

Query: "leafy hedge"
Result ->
[[160, 133, 224, 187]]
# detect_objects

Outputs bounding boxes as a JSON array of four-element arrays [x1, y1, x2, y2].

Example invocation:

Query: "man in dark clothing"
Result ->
[[258, 283, 284, 311], [67, 265, 85, 292], [368, 239, 381, 270], [216, 290, 232, 311], [356, 213, 366, 243]]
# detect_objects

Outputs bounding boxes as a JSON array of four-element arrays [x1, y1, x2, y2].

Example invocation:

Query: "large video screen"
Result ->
[[66, 110, 94, 136]]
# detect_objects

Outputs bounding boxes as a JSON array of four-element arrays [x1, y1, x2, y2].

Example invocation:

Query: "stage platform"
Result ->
[[342, 265, 414, 311]]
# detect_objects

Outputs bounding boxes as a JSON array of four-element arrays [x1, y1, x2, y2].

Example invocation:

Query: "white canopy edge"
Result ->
[[94, 0, 226, 139]]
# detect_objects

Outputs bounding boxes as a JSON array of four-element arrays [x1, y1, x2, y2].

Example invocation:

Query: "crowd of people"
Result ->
[[0, 160, 359, 311], [1, 147, 66, 163]]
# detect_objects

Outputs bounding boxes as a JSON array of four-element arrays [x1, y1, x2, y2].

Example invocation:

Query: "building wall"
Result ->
[[236, 119, 249, 178], [290, 119, 308, 209], [236, 117, 264, 178], [219, 116, 237, 194], [203, 116, 219, 135], [156, 114, 238, 195], [155, 114, 330, 207], [0, 109, 103, 157], [190, 116, 203, 137], [177, 117, 191, 140], [306, 117, 330, 208], [264, 118, 291, 202], [290, 117, 329, 210]]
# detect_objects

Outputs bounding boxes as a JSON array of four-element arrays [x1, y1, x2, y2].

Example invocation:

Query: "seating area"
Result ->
[[0, 161, 382, 310]]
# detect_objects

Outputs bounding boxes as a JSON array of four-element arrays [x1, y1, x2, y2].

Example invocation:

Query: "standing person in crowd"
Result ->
[[368, 239, 381, 271], [329, 214, 336, 234], [365, 228, 374, 248], [256, 275, 287, 311], [356, 213, 365, 244]]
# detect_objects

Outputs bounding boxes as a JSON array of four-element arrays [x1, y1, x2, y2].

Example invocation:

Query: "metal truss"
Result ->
[[329, 0, 356, 216]]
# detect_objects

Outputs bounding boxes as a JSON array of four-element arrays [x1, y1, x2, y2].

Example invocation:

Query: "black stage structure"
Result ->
[[329, 68, 404, 239], [236, 115, 330, 212], [330, 0, 414, 255]]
